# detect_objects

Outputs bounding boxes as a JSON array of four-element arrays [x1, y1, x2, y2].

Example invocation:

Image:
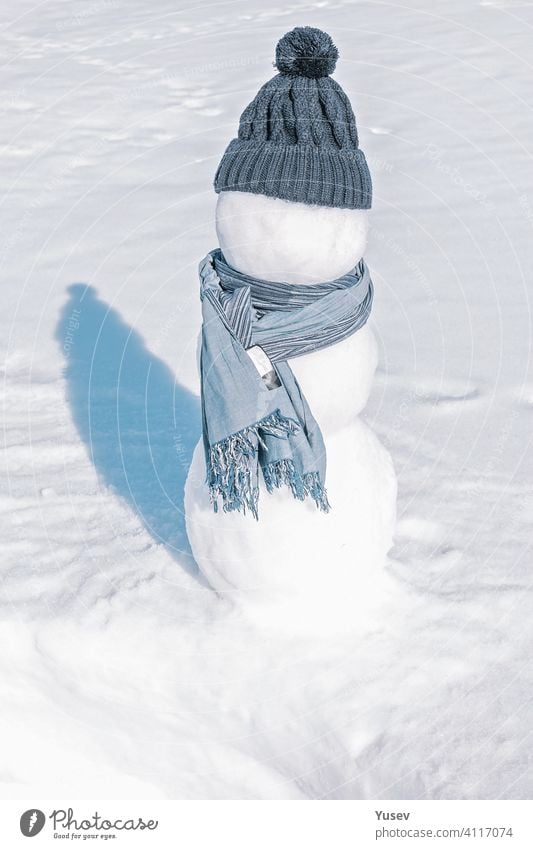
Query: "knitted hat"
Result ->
[[214, 26, 372, 210]]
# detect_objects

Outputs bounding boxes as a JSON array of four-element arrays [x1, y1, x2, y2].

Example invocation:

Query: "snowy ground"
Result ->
[[1, 0, 532, 799]]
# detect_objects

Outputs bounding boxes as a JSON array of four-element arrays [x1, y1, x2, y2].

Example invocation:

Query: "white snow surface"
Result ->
[[1, 0, 533, 800]]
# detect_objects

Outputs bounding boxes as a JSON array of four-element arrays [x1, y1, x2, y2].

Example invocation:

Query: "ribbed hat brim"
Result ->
[[213, 140, 372, 210]]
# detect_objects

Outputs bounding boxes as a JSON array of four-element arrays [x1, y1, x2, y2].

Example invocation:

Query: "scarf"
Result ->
[[199, 249, 373, 519]]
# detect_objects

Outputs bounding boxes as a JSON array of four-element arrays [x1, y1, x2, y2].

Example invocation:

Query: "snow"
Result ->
[[1, 0, 532, 800]]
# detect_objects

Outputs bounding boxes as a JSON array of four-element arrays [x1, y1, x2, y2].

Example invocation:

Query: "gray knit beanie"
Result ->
[[214, 26, 372, 209]]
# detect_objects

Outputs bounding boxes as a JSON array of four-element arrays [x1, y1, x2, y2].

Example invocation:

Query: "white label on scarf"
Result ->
[[246, 346, 281, 390]]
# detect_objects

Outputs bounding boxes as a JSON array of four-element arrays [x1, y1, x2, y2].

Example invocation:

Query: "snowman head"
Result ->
[[213, 26, 372, 283], [216, 192, 368, 284]]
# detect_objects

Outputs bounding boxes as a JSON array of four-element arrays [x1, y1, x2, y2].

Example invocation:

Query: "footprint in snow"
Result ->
[[414, 380, 480, 408], [513, 383, 533, 408], [396, 515, 444, 544]]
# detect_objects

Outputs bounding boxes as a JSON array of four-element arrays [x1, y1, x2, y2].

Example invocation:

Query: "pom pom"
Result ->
[[275, 26, 338, 79]]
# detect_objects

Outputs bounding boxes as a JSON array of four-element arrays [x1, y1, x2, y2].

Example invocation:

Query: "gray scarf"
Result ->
[[199, 249, 373, 519]]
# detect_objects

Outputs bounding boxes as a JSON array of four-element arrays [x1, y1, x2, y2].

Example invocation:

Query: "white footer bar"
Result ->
[[1, 799, 531, 848]]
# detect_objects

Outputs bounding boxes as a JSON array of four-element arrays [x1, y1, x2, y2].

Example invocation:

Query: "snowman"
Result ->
[[184, 27, 397, 630]]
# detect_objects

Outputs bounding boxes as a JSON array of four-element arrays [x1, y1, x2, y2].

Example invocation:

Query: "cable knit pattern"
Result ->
[[213, 27, 372, 210]]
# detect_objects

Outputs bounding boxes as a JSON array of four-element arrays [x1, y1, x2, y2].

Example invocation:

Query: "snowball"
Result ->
[[216, 191, 369, 284]]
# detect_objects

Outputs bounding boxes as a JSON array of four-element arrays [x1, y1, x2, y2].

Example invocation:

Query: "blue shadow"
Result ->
[[56, 284, 202, 580]]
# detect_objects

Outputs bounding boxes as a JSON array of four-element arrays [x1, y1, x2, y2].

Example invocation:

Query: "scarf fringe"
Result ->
[[263, 459, 331, 513], [206, 410, 299, 520]]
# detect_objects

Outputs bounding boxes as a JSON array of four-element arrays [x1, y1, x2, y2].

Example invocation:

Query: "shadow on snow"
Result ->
[[56, 283, 202, 582]]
